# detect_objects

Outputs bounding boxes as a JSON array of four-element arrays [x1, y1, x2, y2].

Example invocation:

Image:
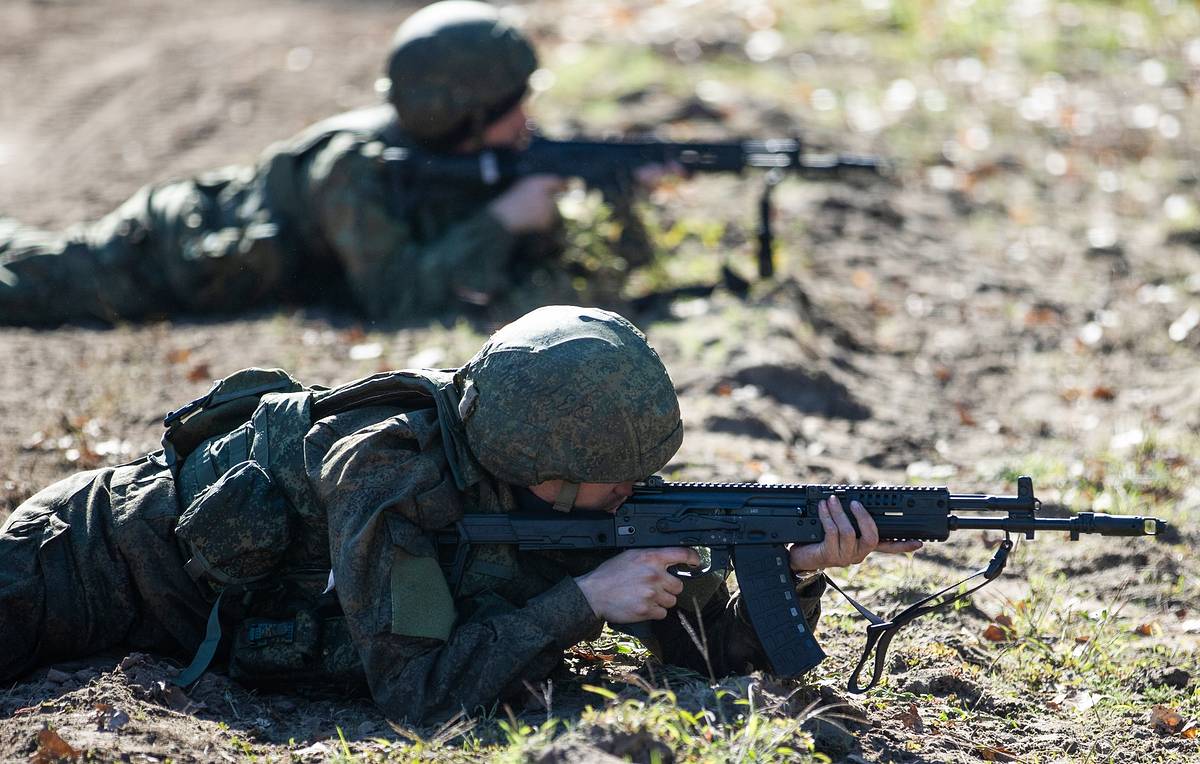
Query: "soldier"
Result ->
[[0, 1, 658, 326], [0, 305, 921, 723]]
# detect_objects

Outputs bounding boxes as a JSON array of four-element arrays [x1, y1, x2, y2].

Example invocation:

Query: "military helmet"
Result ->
[[385, 1, 538, 147], [458, 305, 683, 489]]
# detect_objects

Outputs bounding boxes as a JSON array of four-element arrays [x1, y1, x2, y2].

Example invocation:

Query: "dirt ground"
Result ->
[[2, 0, 1199, 762]]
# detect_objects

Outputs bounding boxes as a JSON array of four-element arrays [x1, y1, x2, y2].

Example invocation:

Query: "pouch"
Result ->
[[175, 460, 292, 586]]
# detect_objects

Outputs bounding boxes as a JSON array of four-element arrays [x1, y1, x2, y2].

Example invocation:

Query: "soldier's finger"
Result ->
[[654, 590, 678, 610], [646, 605, 669, 621], [876, 540, 924, 554], [828, 496, 856, 554], [663, 576, 685, 596], [815, 500, 839, 557], [849, 501, 879, 548], [649, 546, 702, 568]]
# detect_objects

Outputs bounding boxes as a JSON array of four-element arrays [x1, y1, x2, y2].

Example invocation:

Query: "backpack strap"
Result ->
[[311, 369, 485, 490], [173, 589, 229, 687]]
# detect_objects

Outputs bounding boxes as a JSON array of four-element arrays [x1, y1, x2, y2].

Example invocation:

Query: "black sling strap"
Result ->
[[823, 536, 1014, 693]]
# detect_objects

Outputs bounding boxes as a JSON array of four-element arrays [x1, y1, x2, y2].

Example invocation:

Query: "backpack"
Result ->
[[160, 366, 482, 688]]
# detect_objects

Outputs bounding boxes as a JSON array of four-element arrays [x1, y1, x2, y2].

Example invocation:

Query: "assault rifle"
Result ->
[[443, 476, 1165, 692], [382, 135, 886, 280]]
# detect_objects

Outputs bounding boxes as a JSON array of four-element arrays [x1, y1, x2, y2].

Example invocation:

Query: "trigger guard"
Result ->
[[667, 562, 712, 578]]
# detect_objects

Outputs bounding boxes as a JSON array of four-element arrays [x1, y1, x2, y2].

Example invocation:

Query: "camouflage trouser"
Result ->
[[0, 457, 209, 681], [0, 166, 291, 325]]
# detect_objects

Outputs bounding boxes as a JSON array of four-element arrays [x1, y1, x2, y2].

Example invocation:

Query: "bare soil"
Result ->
[[2, 0, 1198, 762]]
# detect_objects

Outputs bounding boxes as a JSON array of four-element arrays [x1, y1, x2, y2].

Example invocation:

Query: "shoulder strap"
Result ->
[[831, 537, 1014, 693], [312, 369, 485, 490]]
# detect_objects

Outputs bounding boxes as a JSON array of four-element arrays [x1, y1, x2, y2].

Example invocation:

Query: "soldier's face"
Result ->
[[480, 101, 531, 149], [573, 481, 637, 513], [527, 479, 636, 513]]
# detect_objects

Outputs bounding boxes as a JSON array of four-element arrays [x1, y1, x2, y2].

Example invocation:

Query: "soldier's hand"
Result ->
[[788, 496, 922, 573], [574, 547, 701, 623], [488, 174, 565, 233]]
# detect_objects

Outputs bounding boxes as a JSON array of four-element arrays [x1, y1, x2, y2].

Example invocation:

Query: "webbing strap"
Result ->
[[830, 537, 1013, 693], [172, 590, 226, 687], [551, 482, 579, 513]]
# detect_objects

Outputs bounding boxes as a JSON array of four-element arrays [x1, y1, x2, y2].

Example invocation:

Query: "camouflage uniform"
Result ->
[[0, 2, 649, 326], [0, 307, 825, 723], [0, 104, 574, 326]]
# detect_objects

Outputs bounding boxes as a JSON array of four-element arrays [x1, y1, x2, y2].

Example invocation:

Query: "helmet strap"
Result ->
[[552, 481, 579, 513]]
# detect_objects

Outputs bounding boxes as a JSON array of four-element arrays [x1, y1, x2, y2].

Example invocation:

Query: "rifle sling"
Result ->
[[827, 536, 1014, 693]]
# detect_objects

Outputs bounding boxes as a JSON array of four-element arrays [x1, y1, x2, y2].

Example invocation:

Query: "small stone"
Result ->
[[356, 721, 376, 737], [74, 669, 97, 682], [45, 668, 72, 684], [119, 654, 149, 672]]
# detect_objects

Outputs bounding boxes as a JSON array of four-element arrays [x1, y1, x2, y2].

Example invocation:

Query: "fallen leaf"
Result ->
[[1074, 635, 1091, 644], [165, 348, 191, 364], [956, 403, 977, 426], [715, 382, 733, 397], [1091, 386, 1116, 401], [1150, 704, 1188, 734], [1183, 722, 1199, 739], [933, 365, 953, 383], [982, 624, 1008, 642], [186, 363, 211, 383], [1024, 306, 1060, 326], [851, 269, 875, 291], [979, 745, 1018, 761], [1135, 621, 1161, 637], [1060, 387, 1083, 402], [994, 614, 1014, 628], [33, 727, 79, 763], [897, 702, 924, 732], [569, 649, 615, 663]]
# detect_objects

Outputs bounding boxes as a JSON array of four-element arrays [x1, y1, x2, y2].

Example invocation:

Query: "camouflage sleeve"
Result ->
[[647, 574, 826, 677], [310, 413, 602, 724], [304, 135, 520, 322]]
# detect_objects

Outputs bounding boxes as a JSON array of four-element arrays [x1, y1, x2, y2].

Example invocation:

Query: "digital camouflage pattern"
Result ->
[[0, 309, 824, 723], [386, 0, 538, 146], [460, 305, 684, 487], [0, 0, 652, 327], [0, 103, 572, 326], [0, 455, 211, 681]]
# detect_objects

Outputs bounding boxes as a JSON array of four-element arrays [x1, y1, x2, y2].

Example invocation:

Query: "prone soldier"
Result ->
[[0, 1, 659, 326], [0, 305, 921, 723]]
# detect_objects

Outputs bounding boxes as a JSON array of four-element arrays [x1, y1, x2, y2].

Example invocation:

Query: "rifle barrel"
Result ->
[[949, 512, 1164, 537]]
